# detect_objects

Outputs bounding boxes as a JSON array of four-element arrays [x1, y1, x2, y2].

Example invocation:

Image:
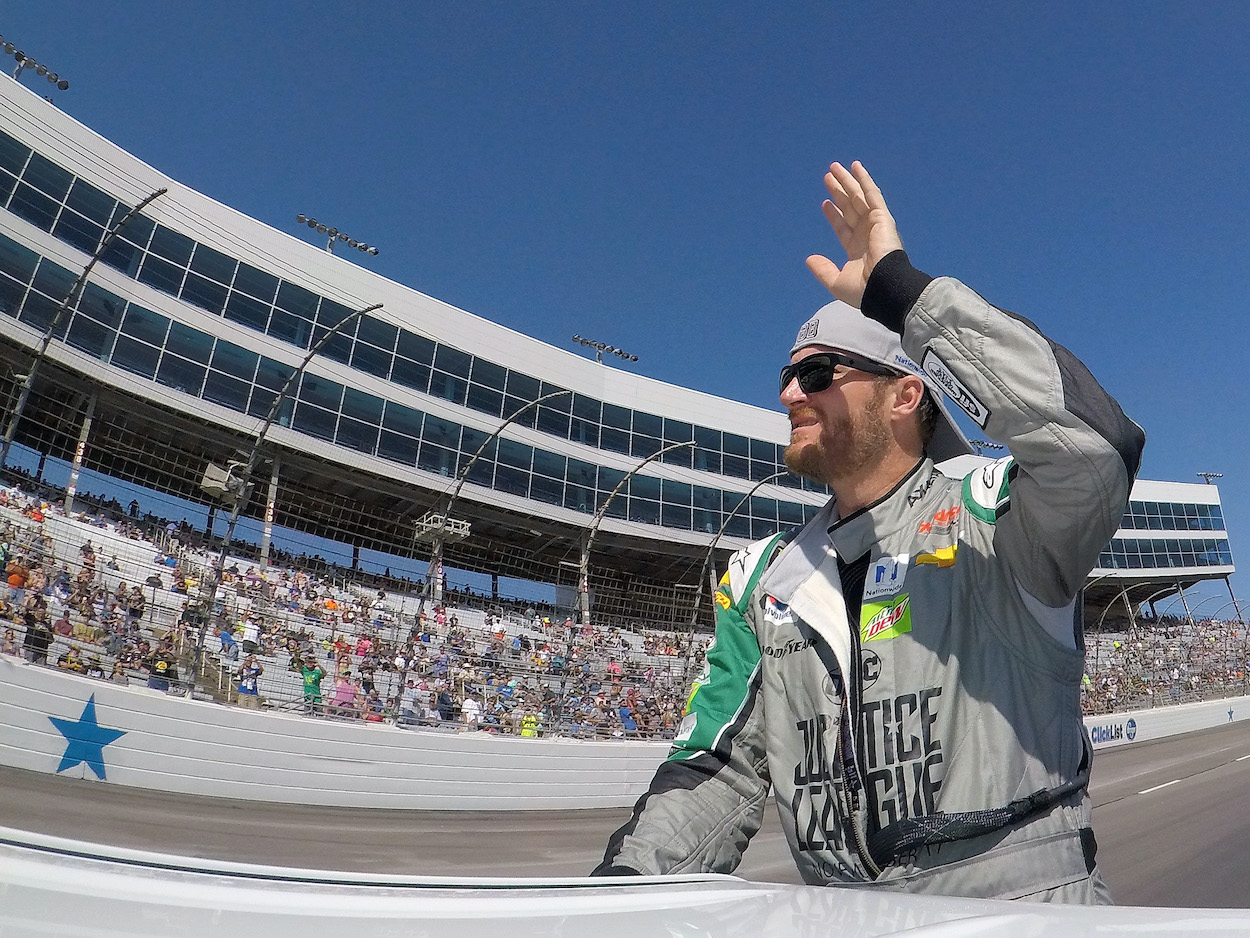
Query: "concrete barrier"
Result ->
[[5, 656, 1247, 809]]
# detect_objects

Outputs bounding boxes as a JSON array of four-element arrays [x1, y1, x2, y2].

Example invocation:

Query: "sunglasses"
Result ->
[[779, 352, 903, 395]]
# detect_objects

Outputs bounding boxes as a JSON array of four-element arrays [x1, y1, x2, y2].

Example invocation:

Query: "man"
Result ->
[[299, 654, 327, 714], [236, 653, 264, 709], [594, 163, 1143, 903]]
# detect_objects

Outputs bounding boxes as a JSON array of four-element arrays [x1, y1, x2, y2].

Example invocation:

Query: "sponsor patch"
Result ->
[[863, 554, 909, 602], [675, 711, 698, 742], [860, 594, 912, 643], [915, 544, 958, 567], [714, 589, 731, 610], [918, 505, 960, 536], [922, 348, 990, 428], [763, 596, 794, 623]]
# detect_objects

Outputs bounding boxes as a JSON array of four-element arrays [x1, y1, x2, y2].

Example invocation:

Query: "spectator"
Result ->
[[236, 654, 264, 709], [299, 654, 327, 714]]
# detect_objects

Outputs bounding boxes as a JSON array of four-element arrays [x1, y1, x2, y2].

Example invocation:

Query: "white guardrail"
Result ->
[[2, 656, 1247, 809]]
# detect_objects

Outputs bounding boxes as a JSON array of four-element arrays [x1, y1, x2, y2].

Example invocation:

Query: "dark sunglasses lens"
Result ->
[[797, 360, 836, 394]]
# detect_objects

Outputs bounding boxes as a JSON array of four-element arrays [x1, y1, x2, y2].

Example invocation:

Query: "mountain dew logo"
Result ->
[[861, 594, 912, 643]]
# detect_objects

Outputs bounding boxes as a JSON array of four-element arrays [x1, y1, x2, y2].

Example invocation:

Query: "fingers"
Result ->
[[824, 161, 888, 223], [805, 254, 842, 292]]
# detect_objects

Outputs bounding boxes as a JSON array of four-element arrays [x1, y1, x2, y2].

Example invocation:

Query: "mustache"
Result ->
[[788, 407, 820, 427]]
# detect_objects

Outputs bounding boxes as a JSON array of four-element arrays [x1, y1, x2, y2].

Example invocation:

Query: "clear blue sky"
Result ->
[[5, 3, 1249, 611]]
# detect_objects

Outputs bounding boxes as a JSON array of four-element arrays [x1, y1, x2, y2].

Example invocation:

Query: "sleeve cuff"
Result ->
[[589, 864, 643, 877], [861, 250, 933, 334]]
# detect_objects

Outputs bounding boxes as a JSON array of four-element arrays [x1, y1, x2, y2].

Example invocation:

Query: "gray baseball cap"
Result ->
[[790, 300, 974, 463]]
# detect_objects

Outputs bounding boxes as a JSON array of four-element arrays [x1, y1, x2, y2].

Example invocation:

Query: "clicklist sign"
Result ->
[[1090, 718, 1137, 746]]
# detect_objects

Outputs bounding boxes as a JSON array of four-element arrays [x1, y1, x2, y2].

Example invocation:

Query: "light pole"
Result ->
[[415, 389, 573, 605], [1, 187, 168, 471], [578, 440, 696, 627], [969, 439, 1004, 457], [189, 301, 384, 691], [295, 215, 379, 256], [0, 36, 69, 90], [685, 469, 791, 669], [571, 335, 638, 364]]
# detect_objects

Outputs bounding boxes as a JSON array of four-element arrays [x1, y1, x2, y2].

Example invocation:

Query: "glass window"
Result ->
[[148, 225, 194, 266], [662, 504, 692, 530], [507, 371, 541, 401], [316, 330, 353, 365], [723, 432, 749, 457], [531, 474, 563, 506], [723, 513, 751, 538], [422, 414, 460, 450], [22, 152, 72, 201], [233, 263, 278, 303], [567, 458, 598, 489], [778, 500, 805, 525], [471, 358, 507, 391], [155, 353, 207, 396], [246, 387, 293, 425], [537, 404, 571, 438], [292, 402, 337, 441], [502, 395, 536, 428], [65, 314, 115, 359], [497, 438, 533, 471], [202, 372, 250, 411], [77, 283, 125, 328], [631, 434, 661, 459], [112, 210, 154, 248], [418, 441, 456, 478], [274, 281, 319, 319], [629, 498, 660, 525], [53, 209, 105, 255], [299, 373, 343, 411], [573, 394, 601, 422], [378, 431, 419, 466], [466, 383, 503, 417], [382, 401, 424, 438], [434, 345, 472, 379], [255, 357, 296, 392], [661, 440, 693, 468], [17, 289, 62, 333], [316, 298, 357, 335], [189, 244, 237, 284], [565, 483, 595, 514], [750, 438, 776, 462], [109, 335, 161, 378], [391, 357, 430, 393], [180, 272, 229, 315], [429, 370, 467, 405], [634, 412, 662, 438], [341, 387, 384, 424], [569, 416, 598, 448], [207, 340, 256, 380], [458, 428, 496, 485], [664, 419, 694, 443], [0, 168, 13, 206], [223, 292, 271, 331], [0, 271, 26, 317], [336, 417, 378, 454], [0, 130, 31, 175], [357, 316, 397, 351], [0, 234, 40, 284], [532, 449, 565, 480], [692, 506, 720, 534], [349, 342, 392, 379], [662, 479, 692, 505], [602, 403, 631, 431], [9, 182, 59, 231], [396, 330, 435, 365], [630, 475, 661, 502], [31, 258, 76, 303], [160, 322, 212, 366], [137, 254, 185, 295], [65, 180, 117, 227], [98, 237, 142, 277], [268, 307, 313, 348], [600, 427, 630, 454], [723, 454, 749, 479]]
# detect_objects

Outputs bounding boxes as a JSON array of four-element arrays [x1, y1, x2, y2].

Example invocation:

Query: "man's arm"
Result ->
[[593, 540, 777, 875], [810, 162, 1144, 606]]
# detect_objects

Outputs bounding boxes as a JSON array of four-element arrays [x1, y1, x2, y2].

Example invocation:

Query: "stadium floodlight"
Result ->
[[1198, 472, 1223, 485], [970, 439, 1004, 456], [294, 213, 378, 257], [0, 35, 69, 90], [570, 333, 639, 365]]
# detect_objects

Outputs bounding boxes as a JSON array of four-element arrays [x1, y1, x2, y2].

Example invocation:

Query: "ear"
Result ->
[[890, 374, 926, 419]]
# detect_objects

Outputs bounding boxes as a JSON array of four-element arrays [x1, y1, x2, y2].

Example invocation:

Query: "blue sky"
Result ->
[[4, 3, 1249, 609]]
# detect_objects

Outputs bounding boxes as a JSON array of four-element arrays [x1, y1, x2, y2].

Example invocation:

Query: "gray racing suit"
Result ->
[[594, 251, 1144, 903]]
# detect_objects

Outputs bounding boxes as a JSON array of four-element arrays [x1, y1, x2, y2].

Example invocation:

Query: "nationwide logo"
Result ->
[[863, 554, 908, 602], [861, 594, 912, 643]]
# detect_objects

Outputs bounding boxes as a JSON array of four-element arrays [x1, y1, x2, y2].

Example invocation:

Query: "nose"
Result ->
[[780, 374, 807, 408]]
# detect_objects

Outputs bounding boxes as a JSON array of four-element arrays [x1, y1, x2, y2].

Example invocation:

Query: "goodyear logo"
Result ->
[[861, 594, 912, 643]]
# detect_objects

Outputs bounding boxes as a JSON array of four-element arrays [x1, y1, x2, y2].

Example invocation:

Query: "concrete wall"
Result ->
[[5, 657, 1247, 809]]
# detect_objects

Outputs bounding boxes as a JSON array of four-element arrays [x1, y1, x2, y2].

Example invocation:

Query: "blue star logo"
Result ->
[[48, 694, 126, 780]]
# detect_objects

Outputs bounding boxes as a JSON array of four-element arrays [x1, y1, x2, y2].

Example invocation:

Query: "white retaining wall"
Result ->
[[4, 656, 1247, 809]]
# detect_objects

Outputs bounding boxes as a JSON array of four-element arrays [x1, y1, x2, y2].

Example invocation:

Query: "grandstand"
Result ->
[[0, 76, 1241, 727]]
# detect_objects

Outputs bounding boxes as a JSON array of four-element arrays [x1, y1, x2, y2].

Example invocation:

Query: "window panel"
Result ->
[[532, 449, 565, 480], [778, 501, 805, 525], [0, 168, 14, 206], [382, 401, 424, 438], [267, 307, 313, 347], [77, 283, 125, 328], [661, 441, 693, 468], [723, 432, 749, 457], [597, 466, 626, 497], [0, 130, 31, 175], [465, 383, 503, 417], [470, 358, 507, 391], [65, 179, 117, 227], [22, 152, 72, 200], [155, 354, 207, 395], [567, 458, 597, 489], [53, 209, 104, 254], [357, 316, 397, 351], [502, 395, 536, 428], [0, 234, 40, 284], [274, 281, 320, 319], [493, 464, 529, 497], [537, 406, 571, 437], [422, 414, 460, 449], [223, 292, 271, 331], [417, 441, 456, 477], [351, 342, 393, 378], [662, 479, 692, 505], [31, 259, 76, 304], [162, 322, 212, 364], [631, 434, 661, 459], [569, 417, 598, 448], [629, 499, 660, 525], [600, 427, 629, 454], [429, 370, 467, 405], [531, 474, 563, 506], [341, 387, 384, 424], [291, 402, 337, 441], [751, 516, 780, 540], [664, 419, 694, 443], [202, 371, 250, 411], [377, 431, 419, 465], [573, 394, 601, 422], [565, 484, 595, 514], [255, 357, 296, 392], [17, 290, 62, 333], [507, 372, 541, 402], [299, 373, 344, 411], [391, 358, 430, 393], [497, 438, 533, 471], [65, 314, 115, 358], [723, 513, 751, 538], [189, 244, 237, 284], [148, 225, 194, 265], [722, 454, 749, 479], [336, 417, 379, 454], [112, 211, 154, 248], [692, 507, 720, 534], [316, 298, 357, 334], [0, 271, 26, 317], [630, 475, 661, 501], [233, 263, 279, 303], [246, 388, 294, 424], [662, 504, 692, 530], [634, 411, 662, 438], [109, 335, 161, 378], [180, 272, 229, 315], [396, 330, 435, 365], [315, 331, 353, 365], [208, 340, 258, 381], [434, 344, 472, 379], [98, 237, 142, 277], [602, 403, 631, 431], [137, 254, 185, 295], [9, 182, 59, 230]]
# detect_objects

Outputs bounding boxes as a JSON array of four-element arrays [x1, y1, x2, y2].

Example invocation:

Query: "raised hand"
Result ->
[[805, 161, 904, 308]]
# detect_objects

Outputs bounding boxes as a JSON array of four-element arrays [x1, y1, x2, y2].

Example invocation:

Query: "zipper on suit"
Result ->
[[843, 614, 882, 879]]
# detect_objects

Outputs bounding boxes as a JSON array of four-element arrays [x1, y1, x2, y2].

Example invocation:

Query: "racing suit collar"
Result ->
[[826, 458, 939, 563]]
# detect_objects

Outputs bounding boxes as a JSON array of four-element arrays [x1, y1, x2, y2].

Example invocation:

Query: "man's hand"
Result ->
[[806, 161, 904, 308]]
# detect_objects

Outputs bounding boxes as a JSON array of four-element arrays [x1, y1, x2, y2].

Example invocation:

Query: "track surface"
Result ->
[[4, 720, 1250, 907]]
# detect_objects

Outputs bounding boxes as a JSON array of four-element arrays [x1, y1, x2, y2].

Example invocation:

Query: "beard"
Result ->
[[783, 384, 893, 485]]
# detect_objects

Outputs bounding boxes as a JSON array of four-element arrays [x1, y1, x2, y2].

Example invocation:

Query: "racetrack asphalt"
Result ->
[[4, 718, 1250, 907]]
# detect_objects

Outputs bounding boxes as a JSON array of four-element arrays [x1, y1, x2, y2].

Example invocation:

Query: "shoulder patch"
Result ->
[[961, 456, 1014, 524]]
